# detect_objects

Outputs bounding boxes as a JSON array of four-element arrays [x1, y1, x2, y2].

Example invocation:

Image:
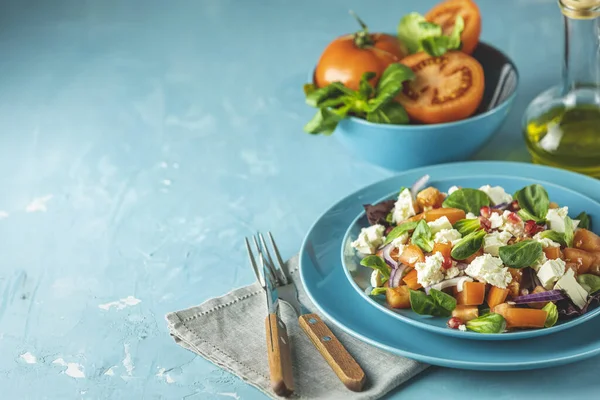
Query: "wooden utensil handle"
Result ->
[[265, 313, 294, 397], [299, 313, 366, 392]]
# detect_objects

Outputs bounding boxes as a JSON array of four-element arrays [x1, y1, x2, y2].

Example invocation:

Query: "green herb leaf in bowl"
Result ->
[[409, 289, 455, 317], [360, 255, 391, 283], [442, 188, 491, 214], [453, 218, 482, 236], [542, 302, 558, 328], [499, 240, 543, 269], [450, 230, 486, 260], [411, 219, 434, 252], [575, 211, 591, 230], [466, 313, 506, 334], [577, 274, 600, 294], [384, 220, 420, 245], [397, 13, 463, 56], [514, 184, 549, 224]]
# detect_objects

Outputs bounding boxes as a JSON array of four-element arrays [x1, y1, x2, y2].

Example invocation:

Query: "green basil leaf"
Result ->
[[409, 289, 452, 317], [447, 15, 464, 49], [359, 72, 377, 99], [366, 102, 410, 125], [397, 13, 442, 54], [478, 306, 491, 317], [370, 287, 388, 296], [369, 63, 415, 111], [303, 108, 343, 135], [360, 255, 391, 282], [442, 188, 491, 214], [304, 82, 351, 108], [450, 230, 485, 260], [539, 230, 567, 247], [429, 288, 457, 313], [564, 216, 575, 248], [542, 302, 558, 328], [513, 184, 549, 223], [411, 219, 434, 252], [575, 211, 591, 230], [577, 274, 600, 294], [498, 240, 543, 268], [466, 313, 506, 334], [420, 35, 449, 57], [383, 220, 420, 245], [453, 218, 483, 236]]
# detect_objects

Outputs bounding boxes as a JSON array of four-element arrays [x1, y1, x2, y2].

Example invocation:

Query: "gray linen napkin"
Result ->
[[165, 255, 428, 399]]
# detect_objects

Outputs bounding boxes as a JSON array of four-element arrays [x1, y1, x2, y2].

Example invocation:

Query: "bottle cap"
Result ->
[[559, 0, 600, 18]]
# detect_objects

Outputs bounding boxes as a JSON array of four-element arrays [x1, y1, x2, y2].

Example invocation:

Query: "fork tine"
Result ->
[[267, 232, 289, 285], [255, 234, 280, 285], [259, 232, 286, 285], [245, 237, 264, 287]]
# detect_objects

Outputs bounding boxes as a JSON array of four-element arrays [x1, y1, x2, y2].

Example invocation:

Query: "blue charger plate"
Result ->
[[299, 161, 600, 370], [341, 175, 600, 340]]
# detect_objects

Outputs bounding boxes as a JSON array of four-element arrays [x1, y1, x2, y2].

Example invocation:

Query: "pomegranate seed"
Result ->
[[524, 220, 538, 235], [447, 317, 463, 329], [480, 206, 491, 218], [479, 216, 492, 232], [506, 212, 521, 225], [509, 200, 520, 211], [442, 257, 453, 270]]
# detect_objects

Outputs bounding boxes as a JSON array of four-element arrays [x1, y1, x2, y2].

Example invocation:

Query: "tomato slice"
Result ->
[[396, 51, 485, 124], [425, 0, 482, 55]]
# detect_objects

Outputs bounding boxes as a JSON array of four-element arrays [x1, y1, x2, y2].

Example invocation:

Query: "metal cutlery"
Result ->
[[246, 232, 366, 395]]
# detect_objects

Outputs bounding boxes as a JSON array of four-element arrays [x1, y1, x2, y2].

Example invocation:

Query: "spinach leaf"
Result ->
[[542, 302, 558, 328], [450, 230, 485, 260], [453, 218, 482, 236], [397, 13, 463, 56], [466, 313, 506, 334], [358, 72, 376, 100], [368, 63, 414, 111], [513, 184, 549, 223], [411, 220, 434, 252], [442, 188, 491, 214], [429, 288, 457, 313], [360, 255, 391, 282], [303, 108, 344, 135], [564, 216, 575, 248], [577, 274, 600, 294], [383, 220, 420, 245], [499, 240, 543, 269], [370, 287, 388, 296], [539, 230, 567, 247], [366, 102, 409, 125], [478, 306, 491, 317], [304, 82, 350, 108], [409, 289, 453, 317], [575, 211, 591, 230]]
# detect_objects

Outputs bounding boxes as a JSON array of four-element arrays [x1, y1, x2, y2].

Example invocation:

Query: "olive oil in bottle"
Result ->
[[522, 0, 600, 177]]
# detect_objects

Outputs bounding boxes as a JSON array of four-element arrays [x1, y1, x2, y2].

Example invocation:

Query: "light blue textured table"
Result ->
[[1, 0, 598, 398]]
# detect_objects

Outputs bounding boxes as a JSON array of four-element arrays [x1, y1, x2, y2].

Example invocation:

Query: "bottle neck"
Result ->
[[561, 13, 600, 98]]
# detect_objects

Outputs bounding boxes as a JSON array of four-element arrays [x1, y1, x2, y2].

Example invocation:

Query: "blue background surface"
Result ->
[[1, 0, 596, 398]]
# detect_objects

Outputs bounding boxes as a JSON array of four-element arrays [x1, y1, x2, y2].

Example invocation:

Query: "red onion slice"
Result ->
[[492, 202, 510, 210], [382, 243, 399, 269], [388, 265, 407, 288], [410, 174, 430, 199], [424, 277, 473, 294], [513, 290, 565, 303]]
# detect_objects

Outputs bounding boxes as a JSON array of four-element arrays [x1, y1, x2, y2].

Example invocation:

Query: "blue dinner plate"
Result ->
[[299, 161, 600, 370], [341, 175, 600, 340]]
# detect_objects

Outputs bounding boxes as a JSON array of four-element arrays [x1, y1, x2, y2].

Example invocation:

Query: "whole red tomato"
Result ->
[[314, 16, 407, 91]]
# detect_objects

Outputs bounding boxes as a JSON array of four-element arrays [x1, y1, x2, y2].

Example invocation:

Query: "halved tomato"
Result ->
[[425, 0, 482, 55], [396, 51, 484, 124]]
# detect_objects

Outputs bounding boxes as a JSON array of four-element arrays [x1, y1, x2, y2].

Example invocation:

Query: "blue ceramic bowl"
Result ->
[[324, 42, 519, 171]]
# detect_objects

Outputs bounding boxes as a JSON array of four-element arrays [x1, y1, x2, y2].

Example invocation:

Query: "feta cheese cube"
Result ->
[[448, 186, 460, 195], [537, 259, 566, 289], [428, 216, 453, 234], [531, 252, 548, 272], [458, 324, 467, 332], [434, 229, 463, 245], [479, 185, 513, 206], [390, 233, 409, 247], [546, 206, 569, 233], [483, 231, 512, 257], [465, 253, 512, 289], [488, 212, 504, 229], [445, 266, 460, 279], [370, 270, 384, 287], [415, 252, 445, 287], [392, 188, 417, 224], [499, 210, 525, 237], [466, 212, 478, 220], [554, 269, 589, 309], [351, 224, 385, 254], [533, 232, 561, 248]]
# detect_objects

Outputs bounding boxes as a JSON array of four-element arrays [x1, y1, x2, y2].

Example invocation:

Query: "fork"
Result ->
[[246, 232, 366, 393]]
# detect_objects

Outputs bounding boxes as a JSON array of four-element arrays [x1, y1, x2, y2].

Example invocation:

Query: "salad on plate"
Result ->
[[351, 176, 599, 334]]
